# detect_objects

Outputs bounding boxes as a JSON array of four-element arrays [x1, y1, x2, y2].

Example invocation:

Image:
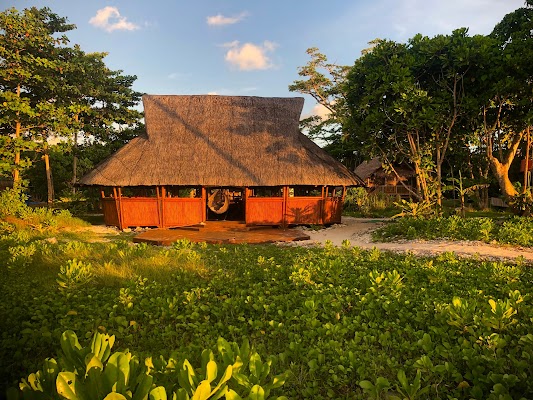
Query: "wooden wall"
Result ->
[[102, 185, 346, 229]]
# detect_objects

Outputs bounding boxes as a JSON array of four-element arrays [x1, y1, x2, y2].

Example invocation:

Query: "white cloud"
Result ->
[[89, 7, 139, 32], [207, 12, 248, 26], [310, 104, 331, 120], [207, 92, 218, 95], [224, 41, 277, 71]]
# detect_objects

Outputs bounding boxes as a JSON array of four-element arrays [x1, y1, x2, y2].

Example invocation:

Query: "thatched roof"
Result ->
[[354, 158, 383, 181], [355, 157, 416, 181], [80, 95, 360, 187]]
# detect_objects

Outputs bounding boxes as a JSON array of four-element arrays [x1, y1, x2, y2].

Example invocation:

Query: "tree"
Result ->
[[288, 48, 363, 167], [56, 45, 142, 192], [0, 7, 74, 186], [408, 30, 489, 205], [345, 39, 436, 201], [1, 6, 143, 203], [478, 1, 533, 199]]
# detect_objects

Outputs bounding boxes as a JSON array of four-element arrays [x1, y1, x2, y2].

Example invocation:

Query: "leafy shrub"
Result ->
[[393, 199, 436, 219], [496, 217, 533, 246], [507, 192, 533, 216], [57, 259, 94, 291], [13, 330, 289, 399], [8, 243, 36, 268], [0, 188, 29, 219], [374, 216, 499, 243], [2, 232, 533, 398]]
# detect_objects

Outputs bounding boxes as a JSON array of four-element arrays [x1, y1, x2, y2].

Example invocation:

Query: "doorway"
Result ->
[[206, 187, 245, 221]]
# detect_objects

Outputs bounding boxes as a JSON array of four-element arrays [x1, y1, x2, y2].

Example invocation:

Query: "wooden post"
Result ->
[[282, 186, 289, 229], [201, 187, 207, 222], [113, 187, 124, 230], [157, 186, 164, 228], [118, 187, 125, 230], [324, 186, 329, 224], [320, 186, 326, 224], [244, 187, 249, 225], [100, 188, 105, 199]]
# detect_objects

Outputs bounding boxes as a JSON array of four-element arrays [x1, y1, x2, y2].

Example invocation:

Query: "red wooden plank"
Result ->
[[286, 198, 322, 224], [246, 197, 284, 225]]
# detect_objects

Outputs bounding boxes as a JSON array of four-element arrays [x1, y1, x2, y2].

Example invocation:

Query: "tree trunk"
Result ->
[[488, 158, 517, 198], [72, 115, 79, 194], [523, 126, 531, 194], [13, 84, 21, 185], [407, 132, 429, 202], [436, 147, 442, 206], [43, 142, 54, 205]]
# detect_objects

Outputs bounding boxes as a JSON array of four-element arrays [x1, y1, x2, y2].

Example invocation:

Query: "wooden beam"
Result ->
[[157, 186, 164, 228], [282, 186, 289, 229], [201, 187, 207, 222], [117, 187, 125, 230], [244, 187, 249, 225]]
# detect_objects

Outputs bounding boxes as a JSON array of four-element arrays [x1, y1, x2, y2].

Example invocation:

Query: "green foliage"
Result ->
[[374, 215, 533, 247], [57, 259, 94, 291], [392, 199, 436, 219], [0, 188, 28, 219], [0, 188, 87, 233], [15, 330, 288, 399], [343, 187, 399, 217], [507, 193, 533, 216], [2, 227, 533, 398], [497, 217, 533, 246]]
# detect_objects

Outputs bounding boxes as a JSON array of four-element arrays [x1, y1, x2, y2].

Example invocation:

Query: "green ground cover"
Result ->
[[373, 216, 533, 246], [1, 220, 533, 399]]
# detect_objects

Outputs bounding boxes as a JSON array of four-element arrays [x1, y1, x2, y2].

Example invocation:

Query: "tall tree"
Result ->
[[56, 45, 142, 192], [345, 40, 435, 201], [288, 48, 364, 168], [1, 7, 142, 203], [408, 30, 488, 204], [478, 1, 533, 198], [0, 7, 74, 185]]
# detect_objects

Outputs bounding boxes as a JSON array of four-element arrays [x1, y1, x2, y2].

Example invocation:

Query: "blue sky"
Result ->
[[11, 0, 526, 116]]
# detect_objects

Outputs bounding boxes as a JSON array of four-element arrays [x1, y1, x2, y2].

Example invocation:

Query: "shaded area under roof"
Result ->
[[80, 95, 360, 187]]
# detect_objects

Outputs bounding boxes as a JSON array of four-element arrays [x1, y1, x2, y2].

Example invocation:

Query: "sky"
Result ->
[[7, 0, 527, 117]]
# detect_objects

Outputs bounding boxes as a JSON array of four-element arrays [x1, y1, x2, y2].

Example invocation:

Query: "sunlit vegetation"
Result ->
[[374, 216, 533, 247], [1, 208, 533, 398]]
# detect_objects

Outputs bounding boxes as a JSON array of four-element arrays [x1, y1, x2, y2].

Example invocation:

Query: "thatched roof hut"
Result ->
[[354, 158, 384, 182], [354, 157, 416, 197], [80, 95, 358, 187], [80, 95, 360, 229]]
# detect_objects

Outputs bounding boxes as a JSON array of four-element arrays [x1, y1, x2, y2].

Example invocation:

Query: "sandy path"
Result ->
[[296, 217, 533, 263]]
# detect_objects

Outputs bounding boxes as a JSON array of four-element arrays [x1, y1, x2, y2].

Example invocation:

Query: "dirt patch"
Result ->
[[295, 217, 533, 263]]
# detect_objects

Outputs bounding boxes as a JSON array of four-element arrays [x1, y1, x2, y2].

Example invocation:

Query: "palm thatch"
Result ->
[[354, 158, 384, 181], [80, 95, 360, 187], [355, 157, 416, 181]]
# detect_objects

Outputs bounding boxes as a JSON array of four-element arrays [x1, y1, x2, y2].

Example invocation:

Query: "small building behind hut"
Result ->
[[79, 95, 361, 229], [354, 157, 416, 198]]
